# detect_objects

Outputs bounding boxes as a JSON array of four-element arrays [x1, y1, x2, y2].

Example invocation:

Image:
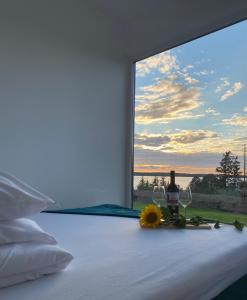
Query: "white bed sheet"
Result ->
[[1, 213, 247, 300]]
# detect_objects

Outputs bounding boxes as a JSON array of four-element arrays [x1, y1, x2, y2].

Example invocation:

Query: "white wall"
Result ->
[[0, 1, 132, 208]]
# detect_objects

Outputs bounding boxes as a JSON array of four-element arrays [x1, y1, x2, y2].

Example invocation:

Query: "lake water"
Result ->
[[133, 176, 193, 190]]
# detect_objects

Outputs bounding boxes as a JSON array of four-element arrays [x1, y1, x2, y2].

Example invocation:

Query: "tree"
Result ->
[[200, 174, 222, 193], [144, 179, 151, 190], [231, 155, 241, 187], [190, 176, 201, 186], [216, 151, 241, 188], [190, 176, 201, 193], [137, 176, 145, 190], [151, 176, 159, 187]]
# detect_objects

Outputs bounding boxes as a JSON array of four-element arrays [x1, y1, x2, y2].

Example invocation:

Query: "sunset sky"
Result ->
[[134, 20, 247, 174]]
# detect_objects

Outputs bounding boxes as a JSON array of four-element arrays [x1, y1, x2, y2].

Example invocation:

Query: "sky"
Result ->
[[134, 20, 247, 174]]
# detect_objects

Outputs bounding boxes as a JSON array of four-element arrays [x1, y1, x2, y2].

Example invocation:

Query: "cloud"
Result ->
[[244, 106, 247, 112], [194, 70, 215, 76], [141, 79, 183, 97], [182, 65, 194, 72], [175, 70, 198, 85], [205, 107, 220, 116], [134, 132, 246, 173], [134, 163, 217, 174], [135, 164, 167, 171], [135, 130, 218, 151], [234, 136, 247, 142], [215, 78, 230, 93], [134, 128, 247, 174], [135, 79, 203, 124], [170, 130, 218, 144], [135, 133, 171, 150], [222, 114, 247, 126], [220, 82, 244, 101], [136, 51, 178, 77], [135, 128, 246, 156], [182, 73, 199, 84], [134, 148, 221, 166], [134, 148, 222, 174]]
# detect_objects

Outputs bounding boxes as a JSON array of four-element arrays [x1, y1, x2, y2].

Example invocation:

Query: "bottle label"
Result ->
[[167, 192, 179, 206]]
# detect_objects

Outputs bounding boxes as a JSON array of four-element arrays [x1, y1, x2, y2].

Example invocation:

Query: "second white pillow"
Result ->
[[0, 172, 55, 221], [0, 218, 57, 245]]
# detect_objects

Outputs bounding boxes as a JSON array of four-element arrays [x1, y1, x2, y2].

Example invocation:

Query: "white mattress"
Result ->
[[1, 213, 247, 300]]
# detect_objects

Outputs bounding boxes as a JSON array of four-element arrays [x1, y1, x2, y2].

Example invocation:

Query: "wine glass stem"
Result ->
[[184, 207, 186, 220]]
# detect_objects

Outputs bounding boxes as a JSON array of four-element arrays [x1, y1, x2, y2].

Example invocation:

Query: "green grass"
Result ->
[[133, 201, 247, 225]]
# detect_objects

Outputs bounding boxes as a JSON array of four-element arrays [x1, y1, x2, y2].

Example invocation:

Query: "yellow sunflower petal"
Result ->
[[139, 204, 162, 228]]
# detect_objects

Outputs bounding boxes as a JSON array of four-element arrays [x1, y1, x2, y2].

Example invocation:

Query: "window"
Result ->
[[133, 20, 247, 224]]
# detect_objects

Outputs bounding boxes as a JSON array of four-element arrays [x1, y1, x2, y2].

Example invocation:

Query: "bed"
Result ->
[[1, 208, 247, 300]]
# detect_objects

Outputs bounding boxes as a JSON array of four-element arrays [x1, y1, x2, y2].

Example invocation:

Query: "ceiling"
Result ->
[[91, 0, 247, 61]]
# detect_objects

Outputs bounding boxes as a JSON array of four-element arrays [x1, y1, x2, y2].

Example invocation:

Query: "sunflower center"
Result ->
[[146, 212, 158, 223]]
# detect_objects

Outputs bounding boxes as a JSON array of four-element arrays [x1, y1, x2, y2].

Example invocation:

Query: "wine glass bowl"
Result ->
[[178, 186, 192, 219], [152, 185, 166, 207]]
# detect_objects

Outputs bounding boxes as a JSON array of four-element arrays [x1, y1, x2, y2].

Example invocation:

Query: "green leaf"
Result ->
[[190, 216, 202, 226], [174, 214, 186, 228], [233, 220, 244, 232], [160, 206, 172, 220], [214, 220, 220, 229]]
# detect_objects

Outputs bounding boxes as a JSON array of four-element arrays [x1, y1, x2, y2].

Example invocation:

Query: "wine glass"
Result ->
[[179, 186, 192, 220], [152, 185, 166, 207]]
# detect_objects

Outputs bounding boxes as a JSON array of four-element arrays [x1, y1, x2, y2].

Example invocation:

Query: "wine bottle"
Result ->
[[166, 171, 179, 217]]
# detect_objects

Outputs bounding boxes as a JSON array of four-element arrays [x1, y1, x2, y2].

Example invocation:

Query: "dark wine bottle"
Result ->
[[166, 171, 179, 217]]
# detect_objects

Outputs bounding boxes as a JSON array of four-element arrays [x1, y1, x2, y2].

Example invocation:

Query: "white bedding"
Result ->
[[1, 213, 247, 300]]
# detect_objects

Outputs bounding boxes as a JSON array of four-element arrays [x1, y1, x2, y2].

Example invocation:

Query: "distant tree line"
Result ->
[[137, 176, 167, 191]]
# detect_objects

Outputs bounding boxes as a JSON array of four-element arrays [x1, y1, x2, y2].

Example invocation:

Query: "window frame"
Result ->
[[130, 17, 247, 208]]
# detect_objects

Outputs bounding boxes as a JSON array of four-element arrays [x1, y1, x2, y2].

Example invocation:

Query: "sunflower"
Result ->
[[139, 204, 163, 228]]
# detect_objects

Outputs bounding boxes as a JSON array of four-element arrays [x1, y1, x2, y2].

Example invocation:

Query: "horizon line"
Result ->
[[134, 171, 246, 178]]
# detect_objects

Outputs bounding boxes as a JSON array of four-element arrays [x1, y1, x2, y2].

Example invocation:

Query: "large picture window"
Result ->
[[133, 20, 247, 223]]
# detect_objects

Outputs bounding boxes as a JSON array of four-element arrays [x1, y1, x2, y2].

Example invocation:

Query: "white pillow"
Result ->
[[0, 218, 57, 245], [0, 172, 54, 220], [0, 243, 73, 288]]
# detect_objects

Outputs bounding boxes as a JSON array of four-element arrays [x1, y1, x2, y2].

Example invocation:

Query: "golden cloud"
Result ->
[[135, 130, 218, 153], [134, 163, 216, 174], [135, 79, 203, 124], [177, 70, 199, 85], [135, 133, 170, 147], [222, 114, 247, 126], [135, 128, 246, 157], [136, 51, 178, 77], [170, 130, 218, 144]]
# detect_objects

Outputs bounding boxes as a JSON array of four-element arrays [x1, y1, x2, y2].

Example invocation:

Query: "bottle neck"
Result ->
[[170, 171, 175, 185]]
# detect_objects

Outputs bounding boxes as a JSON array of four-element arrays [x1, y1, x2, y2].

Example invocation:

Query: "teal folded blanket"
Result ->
[[44, 204, 140, 218]]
